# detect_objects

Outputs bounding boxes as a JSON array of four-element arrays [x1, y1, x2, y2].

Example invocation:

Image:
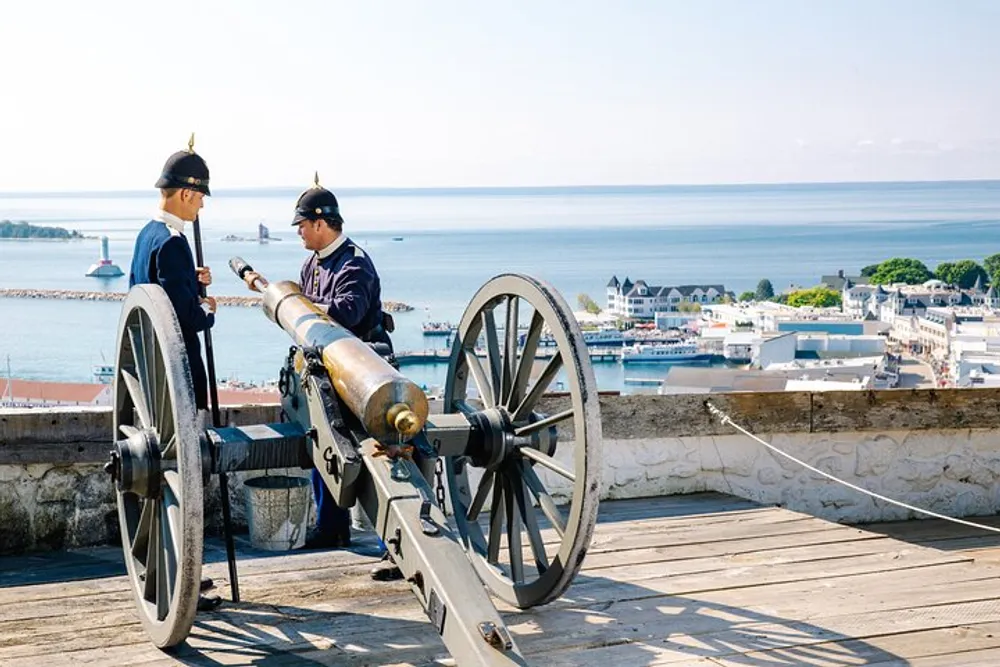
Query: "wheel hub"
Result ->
[[106, 429, 161, 498], [464, 407, 513, 468]]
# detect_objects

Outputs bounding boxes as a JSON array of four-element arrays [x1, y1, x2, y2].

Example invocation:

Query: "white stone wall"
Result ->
[[599, 428, 1000, 524]]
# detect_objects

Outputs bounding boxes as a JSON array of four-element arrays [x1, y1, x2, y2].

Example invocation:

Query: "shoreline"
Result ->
[[0, 288, 414, 311]]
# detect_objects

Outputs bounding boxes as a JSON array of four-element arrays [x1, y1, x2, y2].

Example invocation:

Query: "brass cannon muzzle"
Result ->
[[230, 257, 428, 441], [386, 403, 422, 440]]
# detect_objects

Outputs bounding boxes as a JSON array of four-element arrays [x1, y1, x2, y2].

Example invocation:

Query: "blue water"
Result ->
[[1, 181, 998, 390]]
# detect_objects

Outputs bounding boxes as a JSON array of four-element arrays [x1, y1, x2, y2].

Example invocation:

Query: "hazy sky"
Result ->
[[1, 0, 998, 191]]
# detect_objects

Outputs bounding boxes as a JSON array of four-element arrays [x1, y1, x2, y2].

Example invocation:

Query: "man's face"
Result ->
[[296, 218, 324, 251], [177, 189, 205, 221]]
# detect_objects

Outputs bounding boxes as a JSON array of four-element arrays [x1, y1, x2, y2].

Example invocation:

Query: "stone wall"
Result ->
[[575, 391, 1000, 523], [4, 388, 1000, 554], [0, 405, 284, 554]]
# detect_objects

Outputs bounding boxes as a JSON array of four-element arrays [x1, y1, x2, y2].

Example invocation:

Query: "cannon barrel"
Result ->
[[229, 256, 427, 441]]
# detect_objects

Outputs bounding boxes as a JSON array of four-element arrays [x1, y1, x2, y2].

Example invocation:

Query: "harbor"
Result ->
[[395, 345, 718, 366]]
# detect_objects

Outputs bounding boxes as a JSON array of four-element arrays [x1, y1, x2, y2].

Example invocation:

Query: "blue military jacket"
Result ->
[[129, 220, 215, 339], [299, 236, 387, 344]]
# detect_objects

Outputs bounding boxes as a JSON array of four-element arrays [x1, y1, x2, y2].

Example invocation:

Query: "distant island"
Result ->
[[0, 220, 84, 240]]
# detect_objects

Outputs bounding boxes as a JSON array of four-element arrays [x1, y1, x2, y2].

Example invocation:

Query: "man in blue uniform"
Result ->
[[242, 179, 401, 578], [129, 144, 223, 610], [129, 147, 216, 411]]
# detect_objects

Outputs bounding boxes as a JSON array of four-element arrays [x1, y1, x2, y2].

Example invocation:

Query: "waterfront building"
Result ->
[[820, 268, 869, 292], [0, 378, 112, 407], [0, 378, 278, 408], [606, 276, 731, 319]]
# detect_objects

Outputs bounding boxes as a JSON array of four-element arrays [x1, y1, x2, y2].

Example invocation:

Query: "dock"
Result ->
[[3, 491, 1000, 665], [396, 347, 624, 366]]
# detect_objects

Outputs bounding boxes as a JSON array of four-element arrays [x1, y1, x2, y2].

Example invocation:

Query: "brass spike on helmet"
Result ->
[[187, 132, 196, 154], [313, 171, 320, 188]]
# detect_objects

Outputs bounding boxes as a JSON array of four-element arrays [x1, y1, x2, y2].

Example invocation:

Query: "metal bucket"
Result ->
[[243, 475, 311, 551]]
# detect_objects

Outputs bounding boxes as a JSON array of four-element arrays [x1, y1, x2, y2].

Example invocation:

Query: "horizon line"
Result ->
[[0, 177, 998, 199]]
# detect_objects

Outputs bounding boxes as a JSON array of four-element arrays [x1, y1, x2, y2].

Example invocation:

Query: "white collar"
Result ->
[[316, 234, 347, 260], [154, 209, 188, 234]]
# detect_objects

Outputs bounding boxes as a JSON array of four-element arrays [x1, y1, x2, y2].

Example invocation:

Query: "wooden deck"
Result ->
[[3, 492, 1000, 666]]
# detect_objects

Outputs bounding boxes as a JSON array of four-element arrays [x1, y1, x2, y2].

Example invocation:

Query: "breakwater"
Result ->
[[0, 288, 413, 311]]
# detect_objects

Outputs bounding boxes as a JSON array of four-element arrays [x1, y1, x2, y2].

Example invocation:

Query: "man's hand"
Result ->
[[196, 266, 212, 286], [243, 271, 269, 293], [201, 296, 218, 314]]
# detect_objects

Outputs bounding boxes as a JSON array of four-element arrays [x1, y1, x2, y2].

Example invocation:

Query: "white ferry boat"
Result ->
[[539, 328, 625, 347], [422, 321, 457, 336], [92, 363, 115, 384], [621, 341, 713, 364]]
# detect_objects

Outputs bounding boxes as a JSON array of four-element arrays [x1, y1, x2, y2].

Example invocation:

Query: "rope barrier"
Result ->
[[705, 401, 1000, 535]]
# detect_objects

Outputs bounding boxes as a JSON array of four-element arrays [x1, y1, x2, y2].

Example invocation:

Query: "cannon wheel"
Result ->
[[443, 274, 602, 609], [111, 285, 204, 648]]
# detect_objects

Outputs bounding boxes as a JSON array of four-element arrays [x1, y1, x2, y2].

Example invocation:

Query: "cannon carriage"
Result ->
[[103, 263, 602, 665]]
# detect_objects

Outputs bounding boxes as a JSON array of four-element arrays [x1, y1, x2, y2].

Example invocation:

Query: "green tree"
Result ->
[[984, 253, 1000, 285], [935, 260, 989, 289], [860, 264, 879, 277], [786, 287, 842, 308], [677, 301, 702, 313], [755, 278, 775, 300], [576, 293, 602, 315], [934, 262, 956, 284], [738, 291, 755, 302], [869, 258, 933, 285], [0, 220, 81, 239]]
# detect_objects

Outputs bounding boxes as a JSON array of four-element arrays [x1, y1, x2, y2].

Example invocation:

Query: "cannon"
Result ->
[[104, 262, 602, 665]]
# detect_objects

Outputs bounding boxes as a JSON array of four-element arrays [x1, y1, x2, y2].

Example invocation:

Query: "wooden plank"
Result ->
[[536, 621, 1000, 666], [3, 494, 1000, 666], [0, 544, 981, 658], [521, 597, 1000, 665], [581, 525, 886, 570]]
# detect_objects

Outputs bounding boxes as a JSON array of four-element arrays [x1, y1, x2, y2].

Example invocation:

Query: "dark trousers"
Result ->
[[185, 338, 209, 411], [311, 469, 351, 538]]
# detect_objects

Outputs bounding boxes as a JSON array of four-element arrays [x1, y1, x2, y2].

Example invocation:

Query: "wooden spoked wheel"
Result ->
[[443, 274, 602, 609], [109, 285, 204, 648]]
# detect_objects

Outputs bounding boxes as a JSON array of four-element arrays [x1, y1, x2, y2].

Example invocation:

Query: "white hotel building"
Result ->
[[606, 276, 731, 319]]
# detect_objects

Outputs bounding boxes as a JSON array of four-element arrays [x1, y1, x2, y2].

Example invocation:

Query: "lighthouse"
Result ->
[[85, 236, 124, 278]]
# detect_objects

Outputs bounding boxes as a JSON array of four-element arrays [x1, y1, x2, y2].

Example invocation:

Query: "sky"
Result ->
[[1, 0, 998, 191]]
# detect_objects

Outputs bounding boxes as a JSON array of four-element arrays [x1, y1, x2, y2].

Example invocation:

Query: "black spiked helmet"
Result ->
[[292, 173, 343, 225], [155, 137, 211, 195]]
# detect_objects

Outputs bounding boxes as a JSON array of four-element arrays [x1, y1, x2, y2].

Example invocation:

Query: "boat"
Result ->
[[422, 321, 457, 336], [392, 236, 404, 242], [92, 363, 115, 384], [538, 328, 684, 347], [621, 340, 713, 364], [539, 328, 625, 347]]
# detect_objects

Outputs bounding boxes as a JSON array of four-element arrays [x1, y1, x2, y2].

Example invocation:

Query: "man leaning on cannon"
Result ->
[[242, 175, 402, 579], [128, 141, 223, 611]]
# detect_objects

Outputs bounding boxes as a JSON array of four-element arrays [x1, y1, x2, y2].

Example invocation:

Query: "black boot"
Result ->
[[197, 594, 223, 612], [303, 527, 351, 550], [370, 552, 403, 581]]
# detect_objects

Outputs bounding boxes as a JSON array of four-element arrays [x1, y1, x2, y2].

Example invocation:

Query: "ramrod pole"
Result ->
[[192, 214, 241, 603]]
